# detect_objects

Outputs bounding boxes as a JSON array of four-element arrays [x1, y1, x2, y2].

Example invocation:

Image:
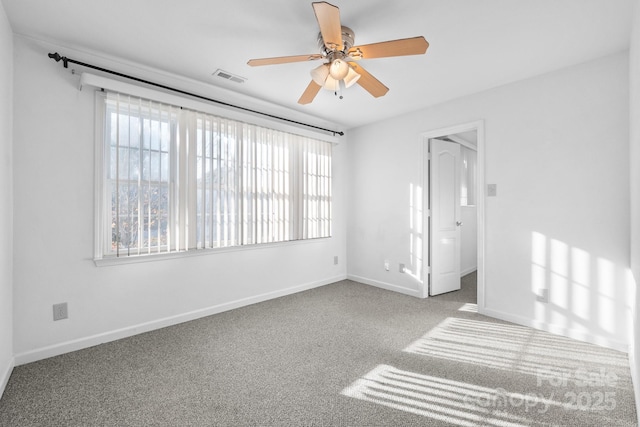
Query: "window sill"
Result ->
[[93, 236, 331, 267]]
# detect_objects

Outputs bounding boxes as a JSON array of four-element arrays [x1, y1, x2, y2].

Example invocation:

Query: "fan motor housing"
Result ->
[[317, 26, 355, 55]]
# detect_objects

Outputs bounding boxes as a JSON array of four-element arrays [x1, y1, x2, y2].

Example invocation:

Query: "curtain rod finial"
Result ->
[[48, 52, 68, 68]]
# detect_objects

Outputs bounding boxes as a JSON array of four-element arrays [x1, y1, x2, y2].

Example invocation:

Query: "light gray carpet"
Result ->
[[0, 273, 637, 426]]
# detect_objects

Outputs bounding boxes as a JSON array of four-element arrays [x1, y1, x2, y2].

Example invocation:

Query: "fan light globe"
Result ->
[[329, 59, 349, 80], [323, 75, 339, 91], [310, 64, 330, 86], [343, 67, 361, 88]]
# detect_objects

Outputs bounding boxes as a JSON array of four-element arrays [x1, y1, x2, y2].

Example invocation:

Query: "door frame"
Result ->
[[420, 120, 485, 312]]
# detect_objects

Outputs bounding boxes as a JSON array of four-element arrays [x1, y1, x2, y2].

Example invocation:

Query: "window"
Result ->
[[96, 92, 332, 259]]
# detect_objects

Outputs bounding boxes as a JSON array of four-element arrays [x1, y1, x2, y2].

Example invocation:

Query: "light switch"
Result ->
[[487, 184, 497, 197]]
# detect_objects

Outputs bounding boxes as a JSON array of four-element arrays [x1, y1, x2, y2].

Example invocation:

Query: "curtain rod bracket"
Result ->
[[47, 51, 345, 137]]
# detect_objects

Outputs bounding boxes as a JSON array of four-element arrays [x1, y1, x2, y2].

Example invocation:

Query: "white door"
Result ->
[[429, 139, 461, 296]]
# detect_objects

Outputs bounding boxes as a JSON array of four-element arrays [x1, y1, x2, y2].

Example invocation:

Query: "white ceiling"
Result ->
[[2, 0, 635, 130]]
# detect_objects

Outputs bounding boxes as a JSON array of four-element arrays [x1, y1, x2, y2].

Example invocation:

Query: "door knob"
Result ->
[[456, 221, 463, 226]]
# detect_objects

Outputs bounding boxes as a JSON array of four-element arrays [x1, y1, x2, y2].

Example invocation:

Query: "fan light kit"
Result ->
[[247, 1, 429, 104]]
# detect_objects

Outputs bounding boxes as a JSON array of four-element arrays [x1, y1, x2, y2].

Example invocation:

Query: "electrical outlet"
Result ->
[[536, 289, 549, 303], [487, 184, 497, 197], [399, 263, 406, 273], [384, 260, 390, 271], [334, 255, 339, 265], [53, 302, 68, 321]]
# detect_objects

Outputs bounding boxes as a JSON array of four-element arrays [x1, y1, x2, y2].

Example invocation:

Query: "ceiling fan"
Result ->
[[247, 1, 429, 105]]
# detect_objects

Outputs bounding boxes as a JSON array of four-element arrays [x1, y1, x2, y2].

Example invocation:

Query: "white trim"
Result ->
[[480, 307, 628, 353], [422, 137, 430, 298], [420, 120, 485, 306], [14, 274, 347, 366], [421, 122, 484, 140], [0, 357, 14, 398], [95, 235, 332, 266], [444, 134, 477, 151], [476, 121, 486, 311], [347, 274, 421, 298], [419, 136, 428, 298], [93, 91, 105, 261]]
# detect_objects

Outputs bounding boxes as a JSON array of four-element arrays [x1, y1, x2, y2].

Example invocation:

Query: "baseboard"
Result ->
[[461, 266, 477, 276], [480, 307, 628, 353], [14, 274, 347, 366], [347, 274, 421, 298], [0, 357, 15, 399]]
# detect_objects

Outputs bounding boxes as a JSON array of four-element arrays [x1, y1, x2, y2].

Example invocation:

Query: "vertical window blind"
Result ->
[[100, 92, 332, 258]]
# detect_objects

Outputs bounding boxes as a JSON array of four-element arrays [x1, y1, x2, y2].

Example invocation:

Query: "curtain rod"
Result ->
[[47, 52, 344, 137]]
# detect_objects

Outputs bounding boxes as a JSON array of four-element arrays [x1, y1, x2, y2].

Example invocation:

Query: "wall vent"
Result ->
[[212, 69, 247, 84]]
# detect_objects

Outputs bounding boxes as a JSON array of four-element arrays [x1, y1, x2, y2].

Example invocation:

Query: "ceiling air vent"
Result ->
[[212, 69, 247, 84]]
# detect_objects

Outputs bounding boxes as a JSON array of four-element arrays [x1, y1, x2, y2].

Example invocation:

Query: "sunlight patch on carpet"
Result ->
[[341, 364, 573, 427], [458, 303, 478, 313], [403, 317, 629, 387]]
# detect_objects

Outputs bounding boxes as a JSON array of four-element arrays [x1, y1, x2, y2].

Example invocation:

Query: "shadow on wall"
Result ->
[[530, 231, 633, 349]]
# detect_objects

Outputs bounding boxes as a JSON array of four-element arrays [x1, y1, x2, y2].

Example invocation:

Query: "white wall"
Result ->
[[347, 52, 631, 351], [0, 0, 14, 397], [461, 206, 477, 276], [11, 36, 347, 363], [632, 0, 640, 292], [628, 0, 640, 421]]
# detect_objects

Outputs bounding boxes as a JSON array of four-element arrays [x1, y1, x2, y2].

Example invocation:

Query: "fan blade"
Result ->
[[298, 80, 322, 105], [349, 63, 389, 98], [348, 36, 429, 60], [312, 2, 343, 51], [248, 54, 323, 67]]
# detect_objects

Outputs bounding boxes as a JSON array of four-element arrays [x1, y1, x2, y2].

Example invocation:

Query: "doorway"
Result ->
[[421, 121, 485, 309]]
